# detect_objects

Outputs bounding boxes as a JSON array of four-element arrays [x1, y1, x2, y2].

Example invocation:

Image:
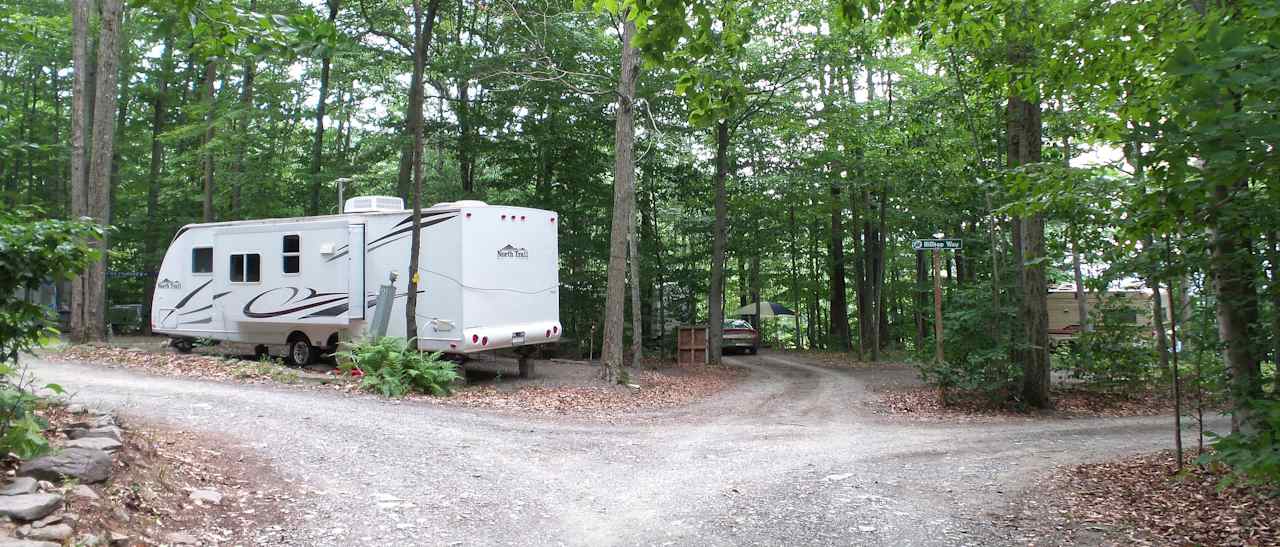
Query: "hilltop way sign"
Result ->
[[913, 237, 962, 366], [911, 239, 962, 251]]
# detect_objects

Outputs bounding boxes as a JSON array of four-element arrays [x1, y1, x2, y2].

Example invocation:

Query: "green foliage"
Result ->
[[1055, 298, 1156, 389], [1201, 399, 1280, 489], [337, 338, 459, 398], [915, 282, 1019, 401], [0, 208, 96, 459]]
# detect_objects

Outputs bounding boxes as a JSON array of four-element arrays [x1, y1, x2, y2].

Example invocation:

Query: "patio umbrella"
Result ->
[[731, 301, 796, 318]]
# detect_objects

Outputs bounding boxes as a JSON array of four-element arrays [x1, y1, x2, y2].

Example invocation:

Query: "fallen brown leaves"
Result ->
[[51, 345, 326, 386], [1011, 451, 1279, 546], [874, 386, 1173, 420], [436, 365, 746, 417]]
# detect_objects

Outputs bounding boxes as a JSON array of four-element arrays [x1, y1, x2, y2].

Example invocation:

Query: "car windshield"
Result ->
[[724, 319, 753, 329]]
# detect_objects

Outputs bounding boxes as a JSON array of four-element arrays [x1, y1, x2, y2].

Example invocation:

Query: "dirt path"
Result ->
[[24, 350, 1222, 546]]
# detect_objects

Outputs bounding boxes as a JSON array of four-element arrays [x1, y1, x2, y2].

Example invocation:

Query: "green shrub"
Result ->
[[1200, 398, 1280, 489], [337, 337, 459, 397], [0, 209, 98, 458], [915, 281, 1021, 402], [1054, 298, 1156, 389]]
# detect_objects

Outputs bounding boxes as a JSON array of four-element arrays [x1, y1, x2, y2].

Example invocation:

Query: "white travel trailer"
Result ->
[[150, 197, 561, 368]]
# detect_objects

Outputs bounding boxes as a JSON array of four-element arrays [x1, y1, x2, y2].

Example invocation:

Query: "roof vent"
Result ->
[[344, 196, 405, 213]]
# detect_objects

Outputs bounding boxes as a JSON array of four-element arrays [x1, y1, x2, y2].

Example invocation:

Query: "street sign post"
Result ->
[[912, 239, 962, 365]]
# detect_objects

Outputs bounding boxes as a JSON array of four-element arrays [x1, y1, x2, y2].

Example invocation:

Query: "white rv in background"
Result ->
[[150, 196, 561, 366]]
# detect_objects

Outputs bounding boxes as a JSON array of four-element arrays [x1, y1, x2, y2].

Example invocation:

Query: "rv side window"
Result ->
[[229, 253, 261, 283], [192, 247, 213, 274], [283, 235, 300, 274]]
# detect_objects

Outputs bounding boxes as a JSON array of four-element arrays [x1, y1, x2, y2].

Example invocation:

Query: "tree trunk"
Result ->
[[1211, 175, 1262, 432], [82, 0, 124, 343], [308, 0, 340, 215], [404, 0, 443, 342], [1009, 90, 1048, 407], [142, 30, 174, 336], [829, 179, 850, 352], [599, 14, 639, 383], [629, 229, 642, 369], [707, 120, 730, 366], [68, 0, 93, 343], [789, 205, 802, 349], [201, 59, 216, 223], [915, 250, 927, 349], [1268, 231, 1280, 395], [231, 8, 256, 219], [1071, 232, 1089, 332]]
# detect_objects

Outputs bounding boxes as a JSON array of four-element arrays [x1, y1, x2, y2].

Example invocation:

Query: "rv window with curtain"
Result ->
[[229, 253, 261, 283], [283, 235, 300, 274], [192, 247, 213, 274]]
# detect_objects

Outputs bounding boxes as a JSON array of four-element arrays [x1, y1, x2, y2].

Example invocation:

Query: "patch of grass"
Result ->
[[232, 358, 299, 384]]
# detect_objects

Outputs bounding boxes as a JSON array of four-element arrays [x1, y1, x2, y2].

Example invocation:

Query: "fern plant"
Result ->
[[336, 337, 460, 397]]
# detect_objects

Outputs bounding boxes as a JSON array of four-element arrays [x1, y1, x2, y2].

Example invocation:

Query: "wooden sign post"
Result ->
[[912, 239, 962, 365]]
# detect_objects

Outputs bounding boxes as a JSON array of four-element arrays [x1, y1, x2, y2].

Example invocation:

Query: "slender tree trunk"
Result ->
[[1071, 232, 1089, 332], [142, 30, 174, 336], [1268, 231, 1280, 395], [405, 0, 443, 342], [789, 205, 802, 349], [82, 0, 124, 343], [629, 229, 642, 369], [707, 120, 730, 366], [201, 59, 216, 223], [600, 14, 639, 382], [232, 9, 256, 218], [308, 0, 341, 215], [915, 250, 927, 349]]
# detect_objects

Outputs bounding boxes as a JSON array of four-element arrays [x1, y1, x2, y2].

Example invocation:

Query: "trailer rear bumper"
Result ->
[[419, 321, 562, 354]]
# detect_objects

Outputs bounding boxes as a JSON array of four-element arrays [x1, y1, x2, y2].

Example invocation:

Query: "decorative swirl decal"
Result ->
[[242, 287, 347, 319]]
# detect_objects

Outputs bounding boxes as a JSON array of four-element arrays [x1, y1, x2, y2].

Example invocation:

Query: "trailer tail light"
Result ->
[[450, 343, 457, 349], [545, 329, 551, 338], [552, 326, 558, 334], [465, 212, 472, 218], [501, 214, 507, 220], [520, 215, 526, 221], [481, 336, 489, 346], [472, 334, 479, 344]]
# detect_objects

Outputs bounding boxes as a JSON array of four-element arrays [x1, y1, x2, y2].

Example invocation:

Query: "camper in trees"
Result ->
[[150, 197, 561, 367]]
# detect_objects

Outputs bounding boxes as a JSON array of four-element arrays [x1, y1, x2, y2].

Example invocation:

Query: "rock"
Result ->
[[858, 525, 877, 533], [29, 514, 58, 529], [0, 479, 37, 497], [18, 449, 112, 484], [0, 494, 61, 521], [108, 531, 128, 547], [822, 473, 853, 482], [110, 507, 129, 524], [164, 531, 199, 545], [67, 426, 122, 443], [22, 524, 70, 542], [187, 489, 222, 505], [0, 539, 62, 547], [33, 483, 52, 494], [75, 534, 99, 547], [64, 437, 122, 453], [65, 404, 87, 415], [69, 485, 98, 501]]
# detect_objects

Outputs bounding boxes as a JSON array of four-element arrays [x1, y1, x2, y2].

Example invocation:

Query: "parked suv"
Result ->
[[722, 319, 759, 355]]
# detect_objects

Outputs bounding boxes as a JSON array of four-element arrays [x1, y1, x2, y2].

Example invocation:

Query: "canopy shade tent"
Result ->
[[731, 301, 796, 318]]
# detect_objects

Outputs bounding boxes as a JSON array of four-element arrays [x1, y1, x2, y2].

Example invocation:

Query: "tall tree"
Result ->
[[404, 0, 444, 341], [600, 12, 640, 384], [82, 0, 125, 343], [309, 0, 341, 215], [68, 0, 93, 342]]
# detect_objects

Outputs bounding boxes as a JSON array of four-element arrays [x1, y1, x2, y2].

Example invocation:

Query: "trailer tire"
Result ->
[[172, 338, 194, 354], [286, 334, 316, 366]]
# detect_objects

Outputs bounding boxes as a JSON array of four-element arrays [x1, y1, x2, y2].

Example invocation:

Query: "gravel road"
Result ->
[[25, 351, 1220, 546]]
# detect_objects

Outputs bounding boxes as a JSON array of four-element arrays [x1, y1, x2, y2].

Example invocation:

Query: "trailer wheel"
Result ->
[[286, 334, 316, 366], [172, 338, 194, 354]]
